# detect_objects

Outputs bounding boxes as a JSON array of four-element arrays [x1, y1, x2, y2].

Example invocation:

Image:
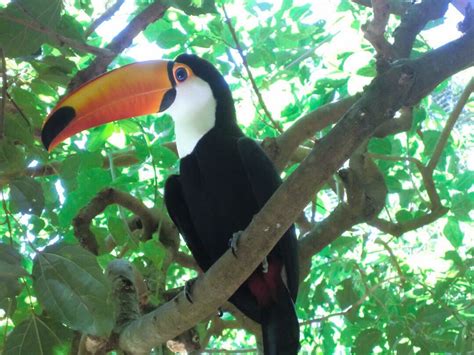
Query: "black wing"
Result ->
[[164, 175, 213, 271], [237, 137, 299, 301]]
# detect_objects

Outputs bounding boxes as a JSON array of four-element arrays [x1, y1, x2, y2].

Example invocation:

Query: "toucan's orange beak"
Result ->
[[41, 60, 184, 151]]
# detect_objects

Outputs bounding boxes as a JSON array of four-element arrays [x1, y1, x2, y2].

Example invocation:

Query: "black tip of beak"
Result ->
[[41, 106, 76, 151], [159, 88, 176, 112]]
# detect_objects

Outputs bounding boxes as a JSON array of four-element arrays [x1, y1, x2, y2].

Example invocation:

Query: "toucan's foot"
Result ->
[[261, 257, 269, 273], [217, 307, 224, 317], [228, 231, 243, 257], [184, 278, 196, 304]]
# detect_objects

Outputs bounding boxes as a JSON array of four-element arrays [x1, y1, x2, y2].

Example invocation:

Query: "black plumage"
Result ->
[[164, 55, 300, 354]]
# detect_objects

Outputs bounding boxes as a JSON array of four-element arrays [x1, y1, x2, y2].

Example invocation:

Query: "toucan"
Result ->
[[41, 54, 300, 354]]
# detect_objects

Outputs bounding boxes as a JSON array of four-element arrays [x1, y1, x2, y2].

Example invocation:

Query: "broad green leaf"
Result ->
[[86, 124, 115, 151], [9, 177, 45, 216], [0, 0, 63, 58], [356, 65, 376, 77], [169, 0, 217, 15], [151, 144, 178, 168], [0, 140, 26, 173], [450, 192, 473, 221], [32, 243, 115, 336], [107, 216, 129, 246], [140, 240, 167, 270], [4, 315, 70, 355], [368, 137, 392, 155], [0, 243, 28, 301], [58, 167, 111, 227], [155, 28, 188, 49], [422, 130, 442, 157], [396, 209, 413, 223], [353, 328, 382, 354], [443, 218, 463, 248]]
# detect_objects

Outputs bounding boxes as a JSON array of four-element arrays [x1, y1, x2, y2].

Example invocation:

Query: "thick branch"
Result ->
[[392, 0, 450, 58], [116, 28, 473, 353], [68, 1, 168, 91], [298, 147, 387, 263], [73, 188, 162, 254], [262, 95, 359, 171], [351, 0, 410, 16]]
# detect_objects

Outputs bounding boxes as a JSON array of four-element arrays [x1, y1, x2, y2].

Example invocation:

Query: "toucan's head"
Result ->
[[41, 54, 237, 156]]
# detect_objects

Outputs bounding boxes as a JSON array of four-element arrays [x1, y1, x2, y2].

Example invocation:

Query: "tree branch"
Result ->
[[392, 0, 450, 58], [351, 0, 410, 16], [361, 0, 395, 58], [262, 95, 359, 172], [73, 188, 163, 254], [0, 48, 5, 139], [85, 0, 126, 38], [68, 1, 169, 91], [298, 146, 387, 264], [115, 28, 474, 353], [427, 77, 474, 172]]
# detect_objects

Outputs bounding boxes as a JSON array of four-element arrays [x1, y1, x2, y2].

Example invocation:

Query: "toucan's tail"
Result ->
[[261, 286, 300, 355]]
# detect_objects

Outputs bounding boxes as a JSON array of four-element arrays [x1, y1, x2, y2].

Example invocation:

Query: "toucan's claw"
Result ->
[[217, 307, 224, 317], [262, 257, 269, 273], [184, 278, 196, 304], [229, 231, 242, 257]]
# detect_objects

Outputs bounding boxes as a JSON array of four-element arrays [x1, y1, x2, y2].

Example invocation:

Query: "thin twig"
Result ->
[[375, 238, 406, 286], [5, 92, 30, 127], [85, 0, 125, 38], [300, 276, 400, 326], [427, 77, 474, 172], [222, 4, 282, 133], [0, 49, 6, 138]]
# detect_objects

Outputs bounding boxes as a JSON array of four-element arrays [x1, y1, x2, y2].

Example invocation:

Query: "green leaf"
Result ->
[[395, 209, 413, 223], [411, 106, 427, 133], [107, 216, 129, 246], [356, 65, 376, 77], [0, 243, 28, 301], [59, 168, 111, 227], [4, 315, 70, 355], [0, 0, 63, 58], [86, 124, 115, 151], [450, 192, 473, 221], [368, 137, 392, 155], [151, 144, 178, 168], [422, 130, 442, 157], [336, 278, 359, 309], [353, 328, 382, 354], [0, 140, 26, 173], [140, 240, 167, 270], [443, 218, 463, 248], [453, 170, 473, 191], [9, 177, 45, 216], [155, 28, 188, 49], [169, 0, 217, 15], [32, 243, 115, 336]]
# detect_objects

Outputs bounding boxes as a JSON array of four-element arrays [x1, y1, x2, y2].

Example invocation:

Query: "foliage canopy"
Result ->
[[0, 0, 472, 353]]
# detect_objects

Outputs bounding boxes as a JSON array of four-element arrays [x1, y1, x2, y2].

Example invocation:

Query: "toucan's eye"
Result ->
[[175, 67, 188, 82]]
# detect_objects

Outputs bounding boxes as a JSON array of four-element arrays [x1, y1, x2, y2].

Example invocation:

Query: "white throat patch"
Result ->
[[166, 76, 216, 157]]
